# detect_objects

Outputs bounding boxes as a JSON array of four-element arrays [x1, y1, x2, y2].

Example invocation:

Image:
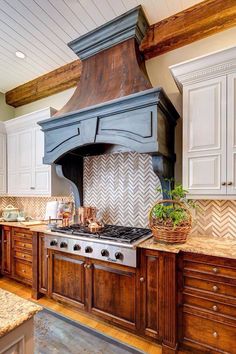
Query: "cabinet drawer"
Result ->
[[13, 240, 32, 252], [183, 312, 236, 353], [14, 251, 32, 263], [14, 260, 32, 282], [184, 260, 236, 281], [184, 276, 236, 298], [183, 293, 236, 319]]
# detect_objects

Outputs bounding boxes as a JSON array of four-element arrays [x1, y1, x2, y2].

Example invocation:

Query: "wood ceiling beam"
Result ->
[[5, 59, 82, 107], [5, 0, 236, 107], [140, 0, 236, 59]]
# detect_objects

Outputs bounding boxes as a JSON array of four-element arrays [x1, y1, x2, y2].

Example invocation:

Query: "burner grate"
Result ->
[[51, 224, 151, 244]]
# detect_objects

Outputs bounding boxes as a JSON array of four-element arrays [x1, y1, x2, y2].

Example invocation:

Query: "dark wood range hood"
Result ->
[[38, 6, 179, 206]]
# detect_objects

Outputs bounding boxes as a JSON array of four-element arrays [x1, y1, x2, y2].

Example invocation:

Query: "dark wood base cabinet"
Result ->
[[1, 226, 33, 286], [2, 230, 234, 354], [178, 252, 236, 354]]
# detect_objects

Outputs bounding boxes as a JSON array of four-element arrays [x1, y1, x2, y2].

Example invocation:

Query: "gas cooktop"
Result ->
[[51, 224, 151, 244]]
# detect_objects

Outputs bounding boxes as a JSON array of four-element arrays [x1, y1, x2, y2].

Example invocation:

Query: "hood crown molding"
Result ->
[[68, 6, 149, 60], [170, 46, 236, 91]]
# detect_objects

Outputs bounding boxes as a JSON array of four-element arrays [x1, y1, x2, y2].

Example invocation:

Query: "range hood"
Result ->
[[38, 6, 179, 207]]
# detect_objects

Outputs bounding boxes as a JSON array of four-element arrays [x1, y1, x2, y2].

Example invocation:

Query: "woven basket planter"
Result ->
[[149, 200, 192, 244]]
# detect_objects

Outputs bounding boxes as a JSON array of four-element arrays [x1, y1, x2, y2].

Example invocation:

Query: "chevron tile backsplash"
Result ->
[[0, 152, 235, 239], [83, 152, 162, 228], [192, 200, 236, 239]]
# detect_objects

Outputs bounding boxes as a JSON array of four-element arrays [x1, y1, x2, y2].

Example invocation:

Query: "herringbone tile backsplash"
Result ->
[[84, 152, 162, 228], [0, 151, 235, 238]]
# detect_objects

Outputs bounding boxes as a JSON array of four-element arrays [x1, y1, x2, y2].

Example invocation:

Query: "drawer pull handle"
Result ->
[[84, 264, 87, 268], [140, 277, 145, 283], [22, 255, 26, 258], [228, 182, 233, 186], [212, 267, 219, 274], [212, 305, 218, 312], [87, 264, 91, 269], [221, 182, 226, 186], [213, 332, 218, 338], [22, 269, 26, 273], [212, 286, 218, 292]]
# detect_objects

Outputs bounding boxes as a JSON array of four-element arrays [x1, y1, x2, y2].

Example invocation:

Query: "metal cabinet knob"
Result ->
[[140, 277, 145, 283], [213, 332, 218, 338], [87, 264, 91, 269], [84, 264, 87, 268], [212, 285, 218, 292], [221, 182, 226, 186], [46, 255, 49, 259], [22, 269, 26, 273], [228, 182, 233, 186], [212, 305, 218, 312], [212, 267, 219, 274]]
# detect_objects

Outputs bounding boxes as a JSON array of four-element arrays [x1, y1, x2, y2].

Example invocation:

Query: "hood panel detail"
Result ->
[[38, 6, 179, 206]]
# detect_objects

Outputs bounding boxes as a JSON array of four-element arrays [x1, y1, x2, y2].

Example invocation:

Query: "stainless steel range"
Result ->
[[45, 224, 152, 268]]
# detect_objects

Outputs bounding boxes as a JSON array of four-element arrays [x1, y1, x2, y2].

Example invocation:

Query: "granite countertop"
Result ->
[[1, 222, 236, 260], [0, 288, 42, 338], [0, 221, 47, 229], [139, 234, 236, 260]]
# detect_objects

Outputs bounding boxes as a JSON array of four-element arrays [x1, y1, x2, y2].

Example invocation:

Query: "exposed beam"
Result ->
[[6, 0, 236, 107], [6, 59, 82, 107], [140, 0, 236, 59]]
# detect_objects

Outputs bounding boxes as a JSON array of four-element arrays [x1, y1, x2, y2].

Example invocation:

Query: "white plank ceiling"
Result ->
[[0, 0, 204, 93]]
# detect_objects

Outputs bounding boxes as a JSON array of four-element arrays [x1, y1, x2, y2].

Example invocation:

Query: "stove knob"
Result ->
[[101, 249, 109, 257], [85, 246, 93, 253], [73, 244, 81, 251], [115, 252, 123, 261], [50, 239, 58, 246], [60, 241, 68, 248]]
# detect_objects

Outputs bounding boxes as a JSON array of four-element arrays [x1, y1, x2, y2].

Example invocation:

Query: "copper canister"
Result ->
[[78, 207, 97, 225]]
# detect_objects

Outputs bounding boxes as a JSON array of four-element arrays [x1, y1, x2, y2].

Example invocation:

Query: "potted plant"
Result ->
[[149, 183, 195, 244]]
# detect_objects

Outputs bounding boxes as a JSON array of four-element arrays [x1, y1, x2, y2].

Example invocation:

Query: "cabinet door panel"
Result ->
[[91, 262, 136, 329], [18, 130, 33, 170], [0, 133, 6, 194], [49, 251, 85, 307], [227, 73, 236, 195], [140, 251, 159, 339], [39, 234, 48, 293], [183, 77, 227, 195], [2, 227, 11, 275]]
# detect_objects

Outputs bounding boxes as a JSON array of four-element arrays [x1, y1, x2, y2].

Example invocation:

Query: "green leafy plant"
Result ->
[[152, 182, 196, 229]]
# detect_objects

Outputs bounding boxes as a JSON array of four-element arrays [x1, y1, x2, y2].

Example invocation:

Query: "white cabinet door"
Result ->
[[227, 73, 236, 195], [0, 132, 6, 194], [34, 128, 51, 195], [183, 76, 227, 195], [18, 129, 34, 194], [7, 133, 19, 195]]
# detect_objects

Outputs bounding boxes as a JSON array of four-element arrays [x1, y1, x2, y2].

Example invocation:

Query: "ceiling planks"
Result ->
[[140, 0, 236, 59], [5, 0, 236, 108], [5, 59, 82, 108]]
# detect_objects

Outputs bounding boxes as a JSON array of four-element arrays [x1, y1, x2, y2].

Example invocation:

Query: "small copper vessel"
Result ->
[[78, 207, 97, 225]]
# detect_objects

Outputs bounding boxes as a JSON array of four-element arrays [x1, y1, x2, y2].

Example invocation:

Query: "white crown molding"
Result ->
[[5, 107, 57, 133], [169, 46, 236, 92]]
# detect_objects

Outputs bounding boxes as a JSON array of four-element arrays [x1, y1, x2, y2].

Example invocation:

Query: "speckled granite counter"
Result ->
[[0, 289, 42, 338], [139, 234, 236, 260]]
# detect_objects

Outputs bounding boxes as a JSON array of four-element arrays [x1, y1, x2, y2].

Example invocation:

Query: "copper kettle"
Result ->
[[78, 206, 97, 225]]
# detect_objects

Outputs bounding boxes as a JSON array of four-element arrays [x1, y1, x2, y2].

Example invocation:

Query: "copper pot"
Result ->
[[78, 207, 97, 225]]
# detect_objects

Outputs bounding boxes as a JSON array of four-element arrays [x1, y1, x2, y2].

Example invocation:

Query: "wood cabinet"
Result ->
[[5, 107, 69, 196], [88, 259, 137, 330], [178, 252, 236, 353], [1, 226, 11, 275], [48, 250, 86, 310], [170, 46, 236, 198], [139, 249, 160, 339], [12, 227, 33, 285]]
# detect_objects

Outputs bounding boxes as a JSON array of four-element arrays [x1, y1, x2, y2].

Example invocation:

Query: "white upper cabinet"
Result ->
[[5, 107, 69, 196], [0, 123, 6, 195], [170, 46, 236, 199]]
